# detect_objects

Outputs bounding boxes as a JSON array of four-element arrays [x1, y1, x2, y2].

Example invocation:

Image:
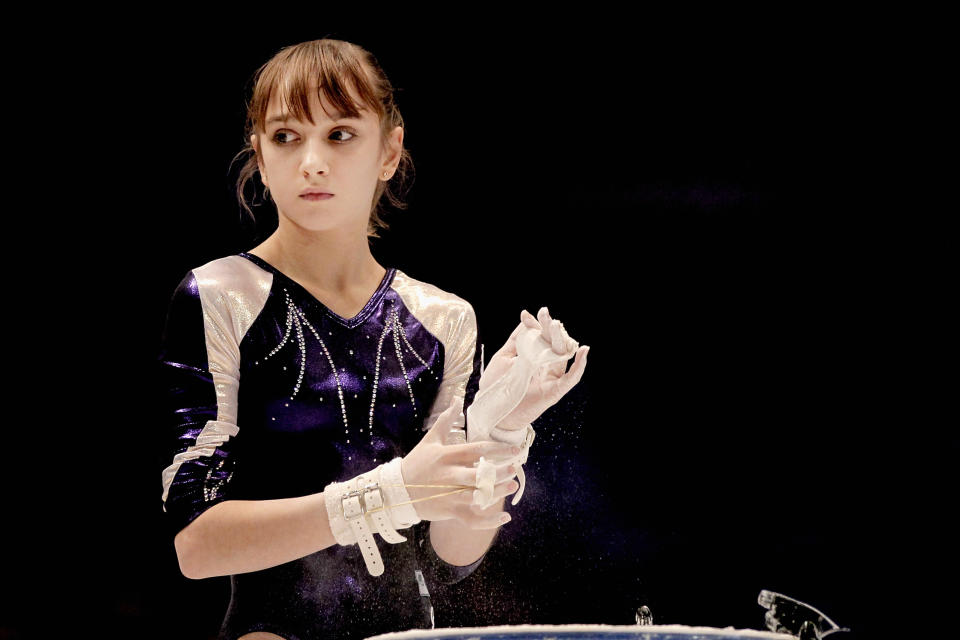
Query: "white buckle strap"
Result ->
[[341, 479, 384, 577], [325, 459, 477, 576], [359, 479, 408, 545], [326, 461, 427, 577]]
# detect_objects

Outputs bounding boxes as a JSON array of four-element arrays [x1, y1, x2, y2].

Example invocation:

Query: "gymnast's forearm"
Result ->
[[174, 493, 337, 580], [429, 494, 507, 566]]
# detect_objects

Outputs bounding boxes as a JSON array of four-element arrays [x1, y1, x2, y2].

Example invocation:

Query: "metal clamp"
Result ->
[[758, 590, 849, 639]]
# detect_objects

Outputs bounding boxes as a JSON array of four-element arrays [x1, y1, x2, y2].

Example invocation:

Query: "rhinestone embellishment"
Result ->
[[259, 291, 436, 451], [264, 289, 349, 420], [368, 302, 436, 435], [203, 458, 234, 502]]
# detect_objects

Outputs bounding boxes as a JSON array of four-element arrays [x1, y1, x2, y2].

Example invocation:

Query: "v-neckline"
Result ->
[[237, 252, 396, 328]]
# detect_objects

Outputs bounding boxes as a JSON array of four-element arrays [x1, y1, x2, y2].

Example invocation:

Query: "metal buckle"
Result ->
[[340, 480, 382, 521]]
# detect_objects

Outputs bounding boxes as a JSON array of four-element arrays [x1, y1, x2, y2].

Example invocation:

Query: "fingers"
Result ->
[[423, 460, 519, 527], [452, 494, 515, 529], [480, 459, 519, 486], [537, 306, 552, 330], [443, 440, 516, 465], [556, 345, 589, 395], [495, 477, 520, 499], [520, 308, 541, 329], [535, 345, 589, 403], [453, 476, 519, 506], [532, 307, 576, 356], [550, 320, 565, 353], [494, 460, 520, 484], [454, 504, 512, 529], [446, 459, 515, 491]]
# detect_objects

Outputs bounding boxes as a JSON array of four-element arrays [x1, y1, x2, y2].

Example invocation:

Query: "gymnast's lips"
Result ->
[[300, 190, 334, 199]]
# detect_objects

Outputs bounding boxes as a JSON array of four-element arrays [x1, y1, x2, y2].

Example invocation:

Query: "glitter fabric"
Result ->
[[158, 253, 491, 640]]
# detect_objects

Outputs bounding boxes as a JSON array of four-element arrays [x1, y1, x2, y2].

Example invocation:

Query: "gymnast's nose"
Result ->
[[299, 137, 331, 177]]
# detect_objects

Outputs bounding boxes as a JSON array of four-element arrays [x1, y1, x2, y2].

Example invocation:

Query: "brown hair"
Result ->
[[232, 39, 414, 240]]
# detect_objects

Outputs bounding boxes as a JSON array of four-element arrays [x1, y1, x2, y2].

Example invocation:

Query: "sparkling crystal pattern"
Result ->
[[157, 252, 487, 639]]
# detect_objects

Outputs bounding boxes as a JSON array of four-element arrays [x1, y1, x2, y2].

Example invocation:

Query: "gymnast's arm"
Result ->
[[158, 271, 346, 579], [174, 493, 339, 580]]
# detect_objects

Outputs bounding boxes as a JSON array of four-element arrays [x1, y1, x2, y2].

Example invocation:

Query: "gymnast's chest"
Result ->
[[235, 301, 445, 458]]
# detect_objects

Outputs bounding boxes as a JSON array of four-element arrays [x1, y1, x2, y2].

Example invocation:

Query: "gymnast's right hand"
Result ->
[[401, 398, 519, 529]]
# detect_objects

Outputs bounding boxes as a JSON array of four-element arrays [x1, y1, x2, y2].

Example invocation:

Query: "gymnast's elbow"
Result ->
[[173, 517, 206, 580]]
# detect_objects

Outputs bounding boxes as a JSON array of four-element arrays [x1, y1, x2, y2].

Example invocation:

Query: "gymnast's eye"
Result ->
[[330, 129, 355, 143], [271, 129, 355, 145], [272, 131, 296, 145]]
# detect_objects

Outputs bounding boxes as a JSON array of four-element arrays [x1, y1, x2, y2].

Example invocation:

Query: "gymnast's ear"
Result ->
[[251, 134, 268, 187]]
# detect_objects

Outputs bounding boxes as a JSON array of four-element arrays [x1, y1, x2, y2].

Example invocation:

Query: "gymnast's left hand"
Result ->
[[483, 306, 589, 430]]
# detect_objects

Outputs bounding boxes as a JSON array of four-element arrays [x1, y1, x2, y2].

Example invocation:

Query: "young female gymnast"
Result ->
[[158, 38, 588, 640]]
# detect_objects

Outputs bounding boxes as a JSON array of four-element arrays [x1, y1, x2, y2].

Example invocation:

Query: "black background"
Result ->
[[5, 11, 945, 640]]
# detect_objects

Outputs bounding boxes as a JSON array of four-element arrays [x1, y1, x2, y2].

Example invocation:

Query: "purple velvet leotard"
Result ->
[[158, 252, 493, 640]]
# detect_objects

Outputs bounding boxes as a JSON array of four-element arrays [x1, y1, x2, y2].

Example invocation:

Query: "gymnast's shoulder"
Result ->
[[391, 267, 475, 319], [169, 254, 273, 326]]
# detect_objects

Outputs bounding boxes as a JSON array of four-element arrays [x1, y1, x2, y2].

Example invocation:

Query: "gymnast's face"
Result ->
[[252, 86, 402, 234]]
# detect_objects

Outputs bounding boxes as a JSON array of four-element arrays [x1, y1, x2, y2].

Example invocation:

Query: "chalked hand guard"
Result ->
[[466, 307, 587, 507]]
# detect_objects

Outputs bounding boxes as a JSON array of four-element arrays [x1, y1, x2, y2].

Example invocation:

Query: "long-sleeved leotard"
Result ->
[[158, 252, 493, 640]]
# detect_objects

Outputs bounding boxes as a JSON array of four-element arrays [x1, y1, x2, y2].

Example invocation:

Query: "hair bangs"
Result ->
[[252, 42, 382, 134]]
